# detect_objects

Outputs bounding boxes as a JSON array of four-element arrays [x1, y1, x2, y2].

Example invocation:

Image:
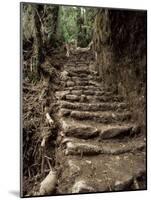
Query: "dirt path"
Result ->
[[54, 50, 146, 194]]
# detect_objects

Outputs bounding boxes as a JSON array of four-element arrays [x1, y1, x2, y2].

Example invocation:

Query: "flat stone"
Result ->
[[69, 68, 90, 75], [86, 95, 124, 103], [65, 141, 100, 155], [59, 108, 71, 117], [64, 85, 103, 91], [70, 110, 131, 123], [114, 175, 133, 191], [60, 117, 140, 140], [71, 76, 91, 82], [60, 101, 127, 112], [64, 138, 145, 156], [55, 91, 69, 99], [63, 125, 98, 139], [83, 90, 105, 95], [101, 141, 145, 155], [100, 126, 132, 139], [74, 80, 89, 86], [65, 95, 80, 101], [71, 90, 83, 96], [66, 81, 75, 87], [72, 180, 95, 193]]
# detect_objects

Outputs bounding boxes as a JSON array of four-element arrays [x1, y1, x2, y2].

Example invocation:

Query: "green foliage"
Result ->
[[22, 4, 97, 48], [77, 7, 97, 47], [57, 6, 97, 46], [57, 6, 78, 43], [22, 4, 35, 41]]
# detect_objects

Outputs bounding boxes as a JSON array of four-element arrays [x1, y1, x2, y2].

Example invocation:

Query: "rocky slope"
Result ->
[[54, 50, 146, 194]]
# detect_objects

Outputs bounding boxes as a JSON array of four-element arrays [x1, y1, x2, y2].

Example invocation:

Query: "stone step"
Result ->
[[65, 80, 91, 87], [72, 62, 89, 66], [64, 94, 124, 103], [63, 136, 145, 156], [60, 101, 127, 112], [83, 90, 112, 96], [64, 63, 76, 67], [59, 109, 131, 123], [62, 126, 99, 139], [56, 151, 146, 193], [64, 61, 89, 66], [65, 94, 81, 101], [60, 118, 140, 139], [70, 76, 93, 82], [69, 76, 101, 84], [65, 80, 101, 87], [56, 89, 114, 98], [86, 95, 124, 103], [70, 110, 131, 123], [68, 68, 92, 75], [55, 91, 70, 100], [65, 66, 89, 71], [70, 90, 113, 96], [68, 74, 100, 81], [59, 86, 111, 92], [67, 71, 97, 78], [69, 90, 83, 96], [63, 85, 108, 91]]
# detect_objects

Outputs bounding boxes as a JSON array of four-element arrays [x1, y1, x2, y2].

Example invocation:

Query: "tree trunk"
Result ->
[[53, 7, 59, 34], [32, 4, 42, 79], [77, 8, 83, 47]]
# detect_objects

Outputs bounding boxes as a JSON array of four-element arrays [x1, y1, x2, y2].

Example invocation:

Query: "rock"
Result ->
[[68, 160, 81, 176], [83, 90, 97, 95], [39, 171, 57, 195], [85, 160, 92, 164], [80, 95, 86, 102], [60, 70, 69, 81], [64, 126, 98, 139], [100, 126, 132, 139], [101, 141, 145, 155], [65, 94, 80, 101], [72, 180, 95, 193], [71, 90, 83, 96], [59, 108, 71, 117], [55, 91, 69, 99], [65, 141, 100, 155], [75, 80, 89, 86], [114, 175, 133, 191], [66, 81, 75, 87], [70, 110, 131, 123], [64, 138, 145, 156], [60, 101, 126, 112], [61, 137, 74, 144], [72, 77, 89, 82]]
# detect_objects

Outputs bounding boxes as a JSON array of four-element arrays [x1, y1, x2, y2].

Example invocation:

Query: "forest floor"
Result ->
[[22, 47, 67, 196], [23, 48, 146, 196]]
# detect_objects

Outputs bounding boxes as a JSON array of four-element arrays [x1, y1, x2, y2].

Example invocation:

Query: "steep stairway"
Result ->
[[55, 51, 146, 194]]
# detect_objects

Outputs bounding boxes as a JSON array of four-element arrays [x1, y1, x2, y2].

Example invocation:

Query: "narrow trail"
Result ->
[[54, 50, 146, 194]]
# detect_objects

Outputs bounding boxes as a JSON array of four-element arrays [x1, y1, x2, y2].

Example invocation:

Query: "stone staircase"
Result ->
[[55, 51, 146, 194]]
